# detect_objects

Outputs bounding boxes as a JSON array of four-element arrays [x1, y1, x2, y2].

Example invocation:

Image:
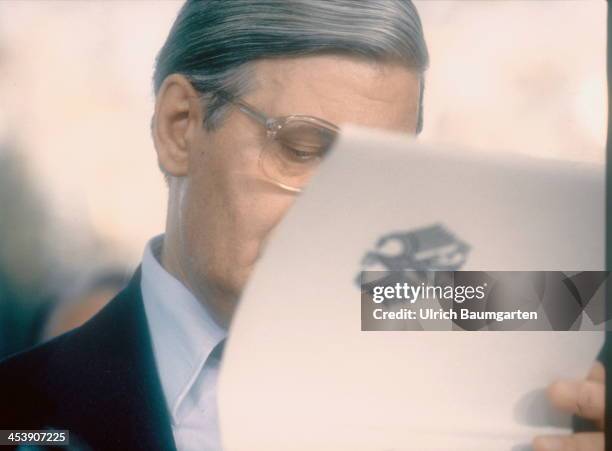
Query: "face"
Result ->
[[154, 54, 421, 327]]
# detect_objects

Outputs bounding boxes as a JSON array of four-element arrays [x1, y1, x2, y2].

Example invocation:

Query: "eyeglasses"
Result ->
[[215, 90, 339, 193]]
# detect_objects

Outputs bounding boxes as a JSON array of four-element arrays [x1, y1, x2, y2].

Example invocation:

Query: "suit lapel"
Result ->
[[64, 267, 177, 451]]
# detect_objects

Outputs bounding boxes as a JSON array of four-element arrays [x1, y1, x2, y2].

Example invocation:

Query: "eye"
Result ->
[[280, 143, 324, 163]]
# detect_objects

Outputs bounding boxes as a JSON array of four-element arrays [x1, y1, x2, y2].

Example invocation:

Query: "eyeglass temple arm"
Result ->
[[215, 90, 270, 127]]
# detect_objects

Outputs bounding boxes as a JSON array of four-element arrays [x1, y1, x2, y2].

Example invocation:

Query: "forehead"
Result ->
[[247, 54, 421, 133]]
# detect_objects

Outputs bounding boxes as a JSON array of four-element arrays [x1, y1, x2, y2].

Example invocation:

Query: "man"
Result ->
[[0, 1, 605, 450]]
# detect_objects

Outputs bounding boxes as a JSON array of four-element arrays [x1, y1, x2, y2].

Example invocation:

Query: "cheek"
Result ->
[[217, 182, 297, 268], [241, 192, 296, 255], [182, 138, 297, 278]]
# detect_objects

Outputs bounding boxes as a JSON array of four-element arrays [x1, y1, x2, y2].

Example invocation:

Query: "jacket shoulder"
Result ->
[[0, 325, 85, 427], [0, 273, 141, 428]]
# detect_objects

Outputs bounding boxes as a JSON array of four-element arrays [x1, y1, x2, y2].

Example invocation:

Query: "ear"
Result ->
[[152, 74, 205, 177]]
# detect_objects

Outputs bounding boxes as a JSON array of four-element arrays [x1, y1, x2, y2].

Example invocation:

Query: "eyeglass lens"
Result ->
[[260, 119, 338, 190]]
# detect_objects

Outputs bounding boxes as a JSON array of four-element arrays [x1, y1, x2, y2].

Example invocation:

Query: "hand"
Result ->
[[533, 362, 605, 451]]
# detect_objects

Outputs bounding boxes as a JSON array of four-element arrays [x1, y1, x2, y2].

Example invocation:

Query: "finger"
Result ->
[[586, 361, 605, 383], [547, 379, 605, 420], [533, 432, 603, 451]]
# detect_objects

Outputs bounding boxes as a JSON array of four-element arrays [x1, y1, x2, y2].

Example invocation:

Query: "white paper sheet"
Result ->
[[219, 126, 605, 450]]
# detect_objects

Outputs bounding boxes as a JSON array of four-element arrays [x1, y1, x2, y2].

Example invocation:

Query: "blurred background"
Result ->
[[0, 0, 607, 357]]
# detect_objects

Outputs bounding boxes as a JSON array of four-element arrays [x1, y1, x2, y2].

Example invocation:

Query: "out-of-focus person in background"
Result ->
[[0, 144, 130, 356], [38, 269, 127, 341], [0, 1, 605, 451], [0, 144, 56, 358]]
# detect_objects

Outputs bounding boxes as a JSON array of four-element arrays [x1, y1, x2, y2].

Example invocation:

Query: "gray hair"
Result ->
[[154, 0, 429, 132]]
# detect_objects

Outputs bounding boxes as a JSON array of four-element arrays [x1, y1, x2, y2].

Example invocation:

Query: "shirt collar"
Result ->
[[140, 234, 226, 425]]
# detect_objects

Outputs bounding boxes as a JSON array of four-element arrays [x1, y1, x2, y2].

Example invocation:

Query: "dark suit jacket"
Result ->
[[1, 266, 610, 450], [0, 268, 177, 451]]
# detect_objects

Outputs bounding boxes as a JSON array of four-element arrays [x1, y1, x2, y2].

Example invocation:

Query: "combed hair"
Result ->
[[154, 0, 429, 132]]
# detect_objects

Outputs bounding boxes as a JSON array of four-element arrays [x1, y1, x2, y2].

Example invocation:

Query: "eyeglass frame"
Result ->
[[213, 90, 340, 193]]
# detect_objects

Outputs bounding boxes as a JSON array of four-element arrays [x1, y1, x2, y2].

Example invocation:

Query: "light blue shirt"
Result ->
[[141, 235, 226, 451]]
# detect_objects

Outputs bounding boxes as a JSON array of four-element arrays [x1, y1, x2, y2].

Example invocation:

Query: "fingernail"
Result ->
[[534, 437, 564, 451]]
